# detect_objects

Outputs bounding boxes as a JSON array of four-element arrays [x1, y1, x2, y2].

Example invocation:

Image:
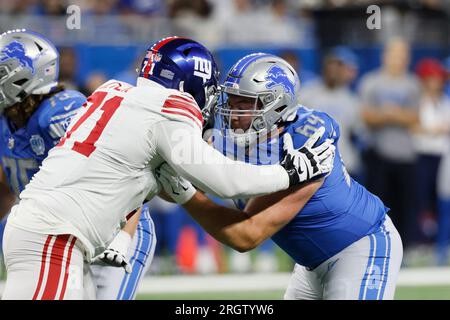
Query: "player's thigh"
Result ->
[[2, 224, 84, 300], [93, 211, 157, 300], [83, 262, 97, 300], [323, 215, 403, 300], [284, 263, 322, 300]]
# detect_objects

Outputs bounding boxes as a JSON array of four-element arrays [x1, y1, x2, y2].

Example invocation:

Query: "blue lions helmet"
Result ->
[[138, 36, 219, 123], [216, 53, 300, 146], [0, 29, 59, 114]]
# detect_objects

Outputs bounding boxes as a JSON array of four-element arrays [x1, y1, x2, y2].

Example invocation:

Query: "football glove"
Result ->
[[92, 230, 132, 273], [155, 163, 197, 204], [281, 127, 335, 186]]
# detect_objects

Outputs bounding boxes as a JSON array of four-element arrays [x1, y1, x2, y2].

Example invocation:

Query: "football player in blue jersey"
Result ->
[[0, 29, 155, 300], [156, 53, 403, 300]]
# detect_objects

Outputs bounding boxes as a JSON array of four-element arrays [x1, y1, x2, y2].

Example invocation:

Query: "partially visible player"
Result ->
[[156, 53, 403, 300], [2, 37, 335, 299], [0, 30, 155, 300]]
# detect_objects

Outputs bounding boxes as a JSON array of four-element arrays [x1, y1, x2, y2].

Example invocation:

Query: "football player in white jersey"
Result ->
[[1, 37, 335, 299], [0, 29, 156, 300]]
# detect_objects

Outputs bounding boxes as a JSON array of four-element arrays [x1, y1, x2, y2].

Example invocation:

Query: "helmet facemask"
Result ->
[[201, 83, 219, 131], [215, 53, 301, 147], [216, 86, 286, 147]]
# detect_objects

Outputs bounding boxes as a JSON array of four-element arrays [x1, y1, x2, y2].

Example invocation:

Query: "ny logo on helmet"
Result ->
[[265, 65, 295, 101], [0, 41, 35, 74], [193, 56, 211, 83]]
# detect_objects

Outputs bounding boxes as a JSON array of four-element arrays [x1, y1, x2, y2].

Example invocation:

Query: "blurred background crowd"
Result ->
[[0, 0, 450, 275]]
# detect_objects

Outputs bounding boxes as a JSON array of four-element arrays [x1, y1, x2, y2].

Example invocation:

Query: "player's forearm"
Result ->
[[156, 121, 289, 199], [182, 190, 301, 252], [387, 108, 419, 128], [122, 207, 141, 238], [179, 156, 289, 199], [362, 107, 387, 128], [182, 192, 254, 251]]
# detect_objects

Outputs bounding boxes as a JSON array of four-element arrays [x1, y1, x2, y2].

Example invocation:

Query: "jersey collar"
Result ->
[[136, 77, 165, 89]]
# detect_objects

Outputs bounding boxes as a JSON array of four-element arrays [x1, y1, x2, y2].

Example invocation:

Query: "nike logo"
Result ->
[[181, 185, 189, 191], [171, 186, 180, 195], [64, 101, 76, 111]]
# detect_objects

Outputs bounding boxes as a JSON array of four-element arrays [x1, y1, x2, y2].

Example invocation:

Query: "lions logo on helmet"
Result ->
[[265, 65, 295, 101], [0, 30, 59, 114], [0, 41, 35, 74]]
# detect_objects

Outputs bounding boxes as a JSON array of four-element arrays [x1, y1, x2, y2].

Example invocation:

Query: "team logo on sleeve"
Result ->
[[7, 136, 14, 150], [265, 65, 294, 100], [30, 135, 45, 156], [0, 41, 35, 74]]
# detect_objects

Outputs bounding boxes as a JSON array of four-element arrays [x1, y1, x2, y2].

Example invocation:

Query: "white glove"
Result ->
[[92, 230, 132, 273], [281, 126, 335, 186], [155, 163, 197, 204]]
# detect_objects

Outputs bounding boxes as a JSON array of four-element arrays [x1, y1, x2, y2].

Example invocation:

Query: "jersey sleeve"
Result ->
[[151, 120, 290, 199], [159, 92, 204, 132], [38, 90, 86, 146]]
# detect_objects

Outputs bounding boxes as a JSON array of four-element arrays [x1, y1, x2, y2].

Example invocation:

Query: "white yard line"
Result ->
[[135, 267, 450, 294], [1, 267, 449, 297]]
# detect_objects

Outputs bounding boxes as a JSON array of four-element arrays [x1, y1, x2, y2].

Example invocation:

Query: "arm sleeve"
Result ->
[[152, 120, 290, 199]]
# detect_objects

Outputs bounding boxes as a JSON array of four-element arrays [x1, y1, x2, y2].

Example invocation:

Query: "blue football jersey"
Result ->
[[214, 105, 389, 269], [0, 90, 86, 196]]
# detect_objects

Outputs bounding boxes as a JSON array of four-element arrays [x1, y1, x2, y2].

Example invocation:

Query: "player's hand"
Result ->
[[155, 163, 197, 204], [92, 230, 132, 273], [281, 127, 335, 186]]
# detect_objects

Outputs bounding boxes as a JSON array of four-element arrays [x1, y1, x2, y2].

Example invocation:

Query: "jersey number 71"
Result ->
[[57, 91, 123, 157]]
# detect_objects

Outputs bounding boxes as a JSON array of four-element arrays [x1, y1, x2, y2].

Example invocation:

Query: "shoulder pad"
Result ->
[[161, 92, 203, 130], [284, 106, 340, 149], [38, 90, 86, 139]]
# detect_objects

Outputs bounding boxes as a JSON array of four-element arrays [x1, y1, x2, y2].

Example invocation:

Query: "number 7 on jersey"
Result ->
[[57, 91, 124, 157]]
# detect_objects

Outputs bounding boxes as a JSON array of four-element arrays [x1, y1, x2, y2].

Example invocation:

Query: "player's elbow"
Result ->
[[229, 240, 257, 253], [227, 229, 263, 253]]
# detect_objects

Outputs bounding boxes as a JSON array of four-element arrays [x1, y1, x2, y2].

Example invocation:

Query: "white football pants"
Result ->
[[2, 224, 95, 300], [2, 206, 156, 300]]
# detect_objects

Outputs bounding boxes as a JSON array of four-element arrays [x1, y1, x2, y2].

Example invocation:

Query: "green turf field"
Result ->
[[136, 285, 450, 300]]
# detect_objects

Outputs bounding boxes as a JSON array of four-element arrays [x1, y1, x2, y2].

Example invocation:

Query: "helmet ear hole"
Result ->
[[182, 48, 192, 56], [35, 41, 43, 52], [275, 105, 287, 114]]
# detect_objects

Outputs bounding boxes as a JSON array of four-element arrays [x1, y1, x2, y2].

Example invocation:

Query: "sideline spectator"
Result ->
[[279, 50, 318, 86], [59, 47, 81, 91], [359, 38, 421, 248], [81, 71, 108, 96], [301, 46, 363, 178], [412, 58, 450, 243]]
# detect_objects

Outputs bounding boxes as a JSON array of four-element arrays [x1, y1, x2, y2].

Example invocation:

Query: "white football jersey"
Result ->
[[8, 77, 289, 260]]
